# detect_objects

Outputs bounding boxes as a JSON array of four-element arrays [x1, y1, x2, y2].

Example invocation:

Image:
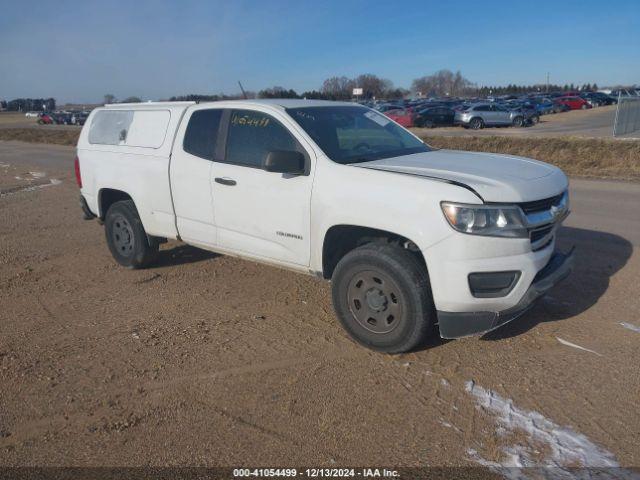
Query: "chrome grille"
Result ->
[[520, 191, 569, 251], [519, 193, 565, 214]]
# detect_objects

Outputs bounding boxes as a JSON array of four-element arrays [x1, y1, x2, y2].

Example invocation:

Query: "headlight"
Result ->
[[440, 202, 528, 238]]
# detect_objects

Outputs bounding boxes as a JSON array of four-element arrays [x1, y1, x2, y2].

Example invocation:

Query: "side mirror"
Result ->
[[263, 150, 305, 175]]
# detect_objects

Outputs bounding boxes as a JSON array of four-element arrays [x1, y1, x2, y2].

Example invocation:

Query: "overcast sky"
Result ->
[[1, 0, 638, 103]]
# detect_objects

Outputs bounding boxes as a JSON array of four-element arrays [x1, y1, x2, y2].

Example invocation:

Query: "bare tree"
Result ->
[[321, 76, 355, 99], [411, 70, 475, 97]]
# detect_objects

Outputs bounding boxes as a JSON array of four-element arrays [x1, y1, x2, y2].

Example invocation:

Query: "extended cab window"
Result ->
[[225, 110, 299, 168], [183, 109, 223, 160]]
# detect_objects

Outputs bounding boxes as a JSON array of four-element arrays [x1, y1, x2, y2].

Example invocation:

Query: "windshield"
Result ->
[[286, 106, 430, 164]]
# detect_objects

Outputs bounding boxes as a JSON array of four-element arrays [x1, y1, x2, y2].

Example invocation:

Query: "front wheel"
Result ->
[[581, 104, 588, 109], [513, 116, 525, 127], [470, 117, 484, 130], [331, 243, 435, 353], [105, 200, 159, 269]]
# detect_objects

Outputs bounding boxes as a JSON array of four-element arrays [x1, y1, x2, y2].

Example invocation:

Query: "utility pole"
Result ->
[[238, 81, 248, 99], [546, 72, 550, 93]]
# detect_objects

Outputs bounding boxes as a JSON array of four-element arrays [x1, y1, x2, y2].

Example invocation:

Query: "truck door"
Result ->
[[211, 108, 313, 267], [169, 107, 224, 248]]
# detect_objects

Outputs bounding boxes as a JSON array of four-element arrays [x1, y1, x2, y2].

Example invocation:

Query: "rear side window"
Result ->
[[225, 110, 299, 168], [88, 110, 170, 148], [474, 105, 490, 112], [183, 109, 223, 160]]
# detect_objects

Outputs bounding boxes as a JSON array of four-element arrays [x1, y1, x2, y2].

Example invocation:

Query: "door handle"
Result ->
[[215, 177, 236, 186]]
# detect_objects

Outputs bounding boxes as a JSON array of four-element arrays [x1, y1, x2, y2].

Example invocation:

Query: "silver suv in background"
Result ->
[[456, 103, 527, 129]]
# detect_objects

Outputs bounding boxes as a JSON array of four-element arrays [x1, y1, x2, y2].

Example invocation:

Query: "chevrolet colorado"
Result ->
[[76, 99, 573, 353]]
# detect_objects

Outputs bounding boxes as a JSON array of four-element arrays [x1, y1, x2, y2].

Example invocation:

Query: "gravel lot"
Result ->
[[1, 142, 639, 473]]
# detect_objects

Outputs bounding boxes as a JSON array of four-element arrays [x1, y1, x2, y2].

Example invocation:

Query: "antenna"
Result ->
[[238, 81, 248, 99]]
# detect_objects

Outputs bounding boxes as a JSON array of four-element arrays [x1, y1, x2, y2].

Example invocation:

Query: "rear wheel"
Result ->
[[513, 116, 525, 127], [105, 200, 159, 269], [470, 117, 484, 130], [581, 104, 588, 110], [423, 119, 435, 128], [331, 243, 435, 353]]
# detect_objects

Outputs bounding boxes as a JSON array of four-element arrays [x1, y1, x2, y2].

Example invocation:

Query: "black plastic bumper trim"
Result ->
[[468, 270, 521, 298], [437, 248, 575, 339], [79, 195, 96, 220]]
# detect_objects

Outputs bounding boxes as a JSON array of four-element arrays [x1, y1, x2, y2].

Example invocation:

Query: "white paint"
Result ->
[[620, 322, 640, 333], [78, 99, 569, 318], [556, 337, 603, 356], [465, 381, 632, 479]]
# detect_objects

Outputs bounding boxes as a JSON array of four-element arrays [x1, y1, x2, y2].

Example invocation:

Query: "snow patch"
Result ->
[[465, 380, 632, 479], [29, 171, 46, 178], [620, 322, 640, 334], [556, 337, 602, 356], [0, 179, 62, 197]]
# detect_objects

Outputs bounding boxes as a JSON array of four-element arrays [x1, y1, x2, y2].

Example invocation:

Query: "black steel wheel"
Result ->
[[104, 200, 159, 269], [110, 214, 135, 257], [347, 269, 404, 334], [332, 243, 435, 353]]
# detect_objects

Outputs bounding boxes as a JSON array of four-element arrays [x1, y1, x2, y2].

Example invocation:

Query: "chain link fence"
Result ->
[[613, 95, 640, 137]]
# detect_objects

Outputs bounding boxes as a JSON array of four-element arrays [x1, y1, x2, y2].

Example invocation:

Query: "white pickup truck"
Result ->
[[76, 99, 573, 353]]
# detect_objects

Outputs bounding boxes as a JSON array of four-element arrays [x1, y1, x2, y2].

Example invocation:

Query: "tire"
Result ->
[[470, 117, 484, 130], [513, 116, 524, 127], [331, 243, 435, 353], [531, 115, 540, 125], [424, 120, 435, 128], [581, 104, 588, 110], [104, 200, 159, 269]]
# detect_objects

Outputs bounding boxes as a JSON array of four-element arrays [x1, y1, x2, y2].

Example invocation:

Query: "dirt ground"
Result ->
[[1, 143, 639, 474]]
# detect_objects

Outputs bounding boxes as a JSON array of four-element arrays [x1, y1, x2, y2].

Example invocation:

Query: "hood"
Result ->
[[356, 149, 568, 202]]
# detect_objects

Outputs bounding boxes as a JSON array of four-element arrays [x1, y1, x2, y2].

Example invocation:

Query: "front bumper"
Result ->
[[437, 248, 574, 338]]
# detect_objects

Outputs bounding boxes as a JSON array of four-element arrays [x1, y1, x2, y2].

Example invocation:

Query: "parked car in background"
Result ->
[[456, 103, 529, 129], [579, 92, 614, 106], [554, 96, 591, 110], [375, 103, 404, 113], [551, 101, 571, 113], [37, 113, 54, 124], [384, 108, 415, 128], [24, 111, 40, 117], [506, 104, 540, 125], [52, 112, 74, 125], [414, 106, 455, 128], [74, 112, 89, 126], [527, 98, 555, 115]]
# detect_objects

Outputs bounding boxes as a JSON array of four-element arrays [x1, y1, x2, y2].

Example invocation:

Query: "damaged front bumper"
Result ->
[[437, 248, 575, 339]]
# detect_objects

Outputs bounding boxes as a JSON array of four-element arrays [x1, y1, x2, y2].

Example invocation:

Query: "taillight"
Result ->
[[74, 155, 82, 188]]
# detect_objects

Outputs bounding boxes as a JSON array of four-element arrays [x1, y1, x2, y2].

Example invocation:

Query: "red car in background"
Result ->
[[384, 108, 415, 127], [37, 113, 55, 124], [555, 96, 591, 110]]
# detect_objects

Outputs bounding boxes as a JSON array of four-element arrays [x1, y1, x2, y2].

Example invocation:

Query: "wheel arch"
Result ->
[[98, 188, 135, 220], [321, 224, 429, 280]]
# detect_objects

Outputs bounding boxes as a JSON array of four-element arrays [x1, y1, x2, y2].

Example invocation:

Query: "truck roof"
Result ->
[[104, 99, 361, 110]]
